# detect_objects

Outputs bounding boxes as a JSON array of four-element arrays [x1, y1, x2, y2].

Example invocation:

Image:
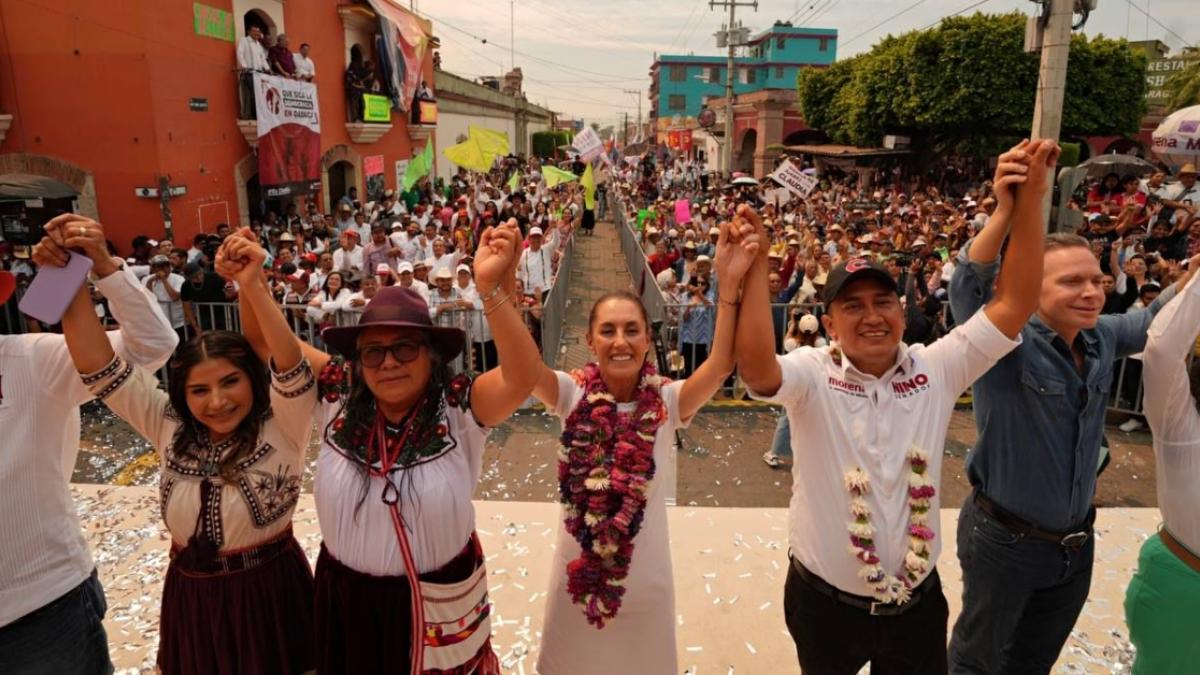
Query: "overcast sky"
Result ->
[[420, 0, 1198, 128]]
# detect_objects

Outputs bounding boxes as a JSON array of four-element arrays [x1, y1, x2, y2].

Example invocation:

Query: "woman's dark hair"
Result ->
[[167, 332, 271, 479], [1098, 172, 1122, 197], [588, 290, 650, 334], [322, 271, 345, 298]]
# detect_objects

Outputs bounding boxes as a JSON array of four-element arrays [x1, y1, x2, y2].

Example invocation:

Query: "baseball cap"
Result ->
[[798, 314, 820, 334], [375, 263, 392, 275], [456, 264, 472, 275], [821, 257, 899, 307], [397, 261, 414, 274], [696, 254, 712, 263], [529, 227, 544, 237], [149, 254, 170, 266]]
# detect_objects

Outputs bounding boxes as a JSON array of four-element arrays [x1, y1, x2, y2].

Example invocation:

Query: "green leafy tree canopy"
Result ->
[[796, 12, 1147, 154]]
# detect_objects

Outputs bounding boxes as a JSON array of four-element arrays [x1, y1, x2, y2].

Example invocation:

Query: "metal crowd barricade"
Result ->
[[539, 229, 576, 368], [612, 195, 667, 322]]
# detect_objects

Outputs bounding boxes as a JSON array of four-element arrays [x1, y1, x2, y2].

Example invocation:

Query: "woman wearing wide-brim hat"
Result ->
[[226, 220, 542, 675]]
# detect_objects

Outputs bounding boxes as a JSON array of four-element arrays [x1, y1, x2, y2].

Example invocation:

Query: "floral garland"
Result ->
[[317, 356, 473, 467], [557, 361, 667, 628], [844, 446, 936, 604]]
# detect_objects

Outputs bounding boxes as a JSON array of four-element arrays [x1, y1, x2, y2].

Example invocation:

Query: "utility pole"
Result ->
[[623, 111, 629, 146], [1028, 0, 1080, 226], [510, 0, 515, 72], [710, 0, 757, 175], [622, 89, 642, 143]]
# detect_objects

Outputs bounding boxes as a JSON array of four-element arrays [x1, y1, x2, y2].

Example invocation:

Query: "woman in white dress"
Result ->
[[531, 220, 760, 674]]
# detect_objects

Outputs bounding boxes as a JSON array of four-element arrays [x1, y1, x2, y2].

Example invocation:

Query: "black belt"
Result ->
[[789, 555, 935, 617], [973, 492, 1094, 548]]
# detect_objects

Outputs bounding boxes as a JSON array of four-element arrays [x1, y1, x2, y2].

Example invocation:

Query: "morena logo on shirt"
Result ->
[[892, 373, 931, 399], [827, 375, 867, 398]]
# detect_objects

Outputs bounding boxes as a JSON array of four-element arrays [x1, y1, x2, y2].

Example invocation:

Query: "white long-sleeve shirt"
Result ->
[[1141, 271, 1200, 554], [0, 265, 178, 627], [517, 245, 554, 295], [236, 36, 269, 72]]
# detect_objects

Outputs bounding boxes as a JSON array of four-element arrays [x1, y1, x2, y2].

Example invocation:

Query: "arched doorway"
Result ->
[[243, 9, 275, 39], [327, 161, 356, 210], [737, 129, 757, 174]]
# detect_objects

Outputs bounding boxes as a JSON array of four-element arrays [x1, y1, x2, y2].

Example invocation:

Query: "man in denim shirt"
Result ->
[[947, 231, 1195, 673]]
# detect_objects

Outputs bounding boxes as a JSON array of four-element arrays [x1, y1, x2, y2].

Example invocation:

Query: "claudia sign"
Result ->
[[254, 73, 321, 198]]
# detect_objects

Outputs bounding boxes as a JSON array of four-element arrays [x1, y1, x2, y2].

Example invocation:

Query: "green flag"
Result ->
[[507, 171, 520, 193], [402, 141, 434, 190], [541, 166, 578, 188], [636, 208, 651, 230]]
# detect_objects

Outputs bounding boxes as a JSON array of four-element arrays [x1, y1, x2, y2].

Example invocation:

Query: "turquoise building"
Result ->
[[648, 22, 837, 131]]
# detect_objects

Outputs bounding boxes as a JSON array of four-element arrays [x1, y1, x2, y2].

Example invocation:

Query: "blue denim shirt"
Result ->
[[949, 243, 1175, 530]]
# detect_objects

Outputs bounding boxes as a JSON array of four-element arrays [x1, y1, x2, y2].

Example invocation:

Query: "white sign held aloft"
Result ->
[[769, 160, 817, 198], [572, 127, 603, 162]]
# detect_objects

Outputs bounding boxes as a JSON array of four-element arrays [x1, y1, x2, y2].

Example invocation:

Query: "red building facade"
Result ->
[[0, 0, 435, 252]]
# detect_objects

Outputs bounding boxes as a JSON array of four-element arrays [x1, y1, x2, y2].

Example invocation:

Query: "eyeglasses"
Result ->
[[358, 340, 428, 368]]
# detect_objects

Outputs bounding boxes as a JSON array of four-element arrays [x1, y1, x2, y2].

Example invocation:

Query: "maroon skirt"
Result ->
[[158, 531, 315, 675], [315, 537, 500, 675]]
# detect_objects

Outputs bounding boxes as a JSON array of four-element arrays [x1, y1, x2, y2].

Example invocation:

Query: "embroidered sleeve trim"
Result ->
[[271, 373, 316, 399], [271, 357, 312, 385], [93, 360, 135, 401], [81, 355, 123, 386]]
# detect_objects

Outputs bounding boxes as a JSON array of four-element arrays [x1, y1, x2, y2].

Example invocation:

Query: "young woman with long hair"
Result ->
[[55, 224, 319, 674], [529, 221, 759, 674], [227, 219, 541, 674]]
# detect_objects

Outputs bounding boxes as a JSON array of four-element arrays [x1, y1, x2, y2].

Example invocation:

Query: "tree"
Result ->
[[1165, 59, 1200, 110], [796, 12, 1147, 155]]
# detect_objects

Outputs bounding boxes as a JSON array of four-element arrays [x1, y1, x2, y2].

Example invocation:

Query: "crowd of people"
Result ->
[[2, 140, 1200, 675]]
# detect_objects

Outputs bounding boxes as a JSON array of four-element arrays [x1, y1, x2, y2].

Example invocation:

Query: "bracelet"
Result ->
[[483, 293, 513, 316], [719, 296, 740, 307], [478, 285, 503, 303]]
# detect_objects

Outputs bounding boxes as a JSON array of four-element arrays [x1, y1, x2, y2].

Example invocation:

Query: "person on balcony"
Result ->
[[344, 53, 370, 122], [293, 42, 315, 82], [268, 34, 297, 79], [236, 25, 269, 119]]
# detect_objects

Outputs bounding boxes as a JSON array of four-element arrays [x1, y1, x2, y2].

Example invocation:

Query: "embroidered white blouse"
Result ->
[[82, 357, 318, 550]]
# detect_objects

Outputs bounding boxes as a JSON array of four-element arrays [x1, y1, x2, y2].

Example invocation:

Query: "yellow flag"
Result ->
[[469, 126, 510, 162], [580, 162, 596, 210], [443, 137, 492, 173], [541, 166, 578, 188]]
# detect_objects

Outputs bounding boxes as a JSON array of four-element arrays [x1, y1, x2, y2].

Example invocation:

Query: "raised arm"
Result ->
[[981, 139, 1058, 338], [219, 236, 303, 373], [32, 215, 178, 378], [1142, 254, 1200, 442], [471, 220, 544, 426], [218, 229, 331, 374], [678, 219, 757, 420], [733, 205, 783, 396]]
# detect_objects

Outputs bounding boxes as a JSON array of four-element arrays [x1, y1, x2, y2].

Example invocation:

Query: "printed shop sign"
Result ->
[[769, 159, 818, 198], [254, 73, 321, 198]]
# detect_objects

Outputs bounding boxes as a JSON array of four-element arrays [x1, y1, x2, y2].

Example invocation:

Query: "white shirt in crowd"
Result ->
[[236, 35, 269, 72], [292, 52, 315, 79], [750, 310, 1019, 597], [429, 252, 461, 278], [1141, 271, 1200, 555], [518, 245, 553, 295], [398, 279, 430, 303], [145, 272, 186, 329], [332, 246, 364, 275], [0, 266, 177, 628]]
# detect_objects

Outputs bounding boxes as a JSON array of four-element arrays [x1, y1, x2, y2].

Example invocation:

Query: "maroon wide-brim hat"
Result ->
[[321, 286, 465, 361]]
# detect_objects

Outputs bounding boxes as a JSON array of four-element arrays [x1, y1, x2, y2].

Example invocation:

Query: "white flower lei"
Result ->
[[844, 445, 936, 604]]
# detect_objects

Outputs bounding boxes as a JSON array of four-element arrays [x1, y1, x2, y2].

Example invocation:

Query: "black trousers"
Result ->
[[784, 562, 949, 675]]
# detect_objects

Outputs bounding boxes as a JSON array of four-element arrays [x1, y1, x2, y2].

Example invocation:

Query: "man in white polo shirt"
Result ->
[[0, 215, 177, 674], [733, 139, 1055, 674]]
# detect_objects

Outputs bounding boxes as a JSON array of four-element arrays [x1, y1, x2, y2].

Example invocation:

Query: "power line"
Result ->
[[1122, 0, 1196, 47], [668, 0, 708, 52], [919, 0, 993, 30], [838, 0, 934, 50], [805, 0, 840, 27]]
